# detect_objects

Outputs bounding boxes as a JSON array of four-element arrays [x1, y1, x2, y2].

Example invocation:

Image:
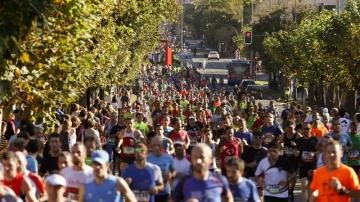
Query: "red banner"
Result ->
[[165, 47, 172, 66]]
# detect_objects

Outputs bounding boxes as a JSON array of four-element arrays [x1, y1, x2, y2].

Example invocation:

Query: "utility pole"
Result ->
[[337, 0, 341, 14], [251, 0, 254, 24], [180, 0, 184, 49]]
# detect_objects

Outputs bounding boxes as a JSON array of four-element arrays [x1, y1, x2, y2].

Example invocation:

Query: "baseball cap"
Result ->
[[322, 108, 329, 115], [304, 106, 312, 112], [189, 116, 195, 120], [91, 150, 109, 165], [45, 174, 67, 187]]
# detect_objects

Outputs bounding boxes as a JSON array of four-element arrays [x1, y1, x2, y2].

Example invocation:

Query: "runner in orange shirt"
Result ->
[[310, 113, 328, 138], [310, 140, 360, 202]]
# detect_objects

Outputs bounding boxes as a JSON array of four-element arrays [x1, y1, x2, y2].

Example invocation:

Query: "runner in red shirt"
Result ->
[[1, 151, 37, 202], [216, 127, 244, 175], [169, 118, 190, 149]]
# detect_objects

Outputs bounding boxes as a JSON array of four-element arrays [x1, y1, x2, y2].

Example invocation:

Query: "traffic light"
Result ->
[[244, 31, 252, 45]]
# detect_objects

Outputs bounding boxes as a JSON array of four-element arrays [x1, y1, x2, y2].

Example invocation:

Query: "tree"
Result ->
[[0, 0, 180, 128]]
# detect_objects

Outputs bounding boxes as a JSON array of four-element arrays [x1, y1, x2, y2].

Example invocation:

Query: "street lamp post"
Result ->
[[180, 0, 184, 49]]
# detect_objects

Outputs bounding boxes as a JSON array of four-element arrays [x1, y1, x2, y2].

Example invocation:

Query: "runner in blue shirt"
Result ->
[[147, 136, 176, 202], [123, 143, 162, 202], [226, 157, 261, 202], [79, 150, 136, 202], [172, 143, 233, 202]]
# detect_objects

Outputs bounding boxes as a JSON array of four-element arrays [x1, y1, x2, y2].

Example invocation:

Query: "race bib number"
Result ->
[[234, 198, 246, 202], [349, 150, 360, 161], [302, 151, 315, 162], [266, 184, 286, 194], [123, 146, 134, 154], [284, 147, 295, 156], [133, 190, 150, 202], [107, 138, 116, 144], [225, 155, 235, 162]]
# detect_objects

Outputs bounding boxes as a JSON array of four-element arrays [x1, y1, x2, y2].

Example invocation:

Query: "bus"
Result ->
[[227, 60, 251, 85]]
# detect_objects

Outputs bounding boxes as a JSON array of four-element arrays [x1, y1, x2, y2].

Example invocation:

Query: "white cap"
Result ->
[[322, 108, 329, 114], [45, 174, 67, 186]]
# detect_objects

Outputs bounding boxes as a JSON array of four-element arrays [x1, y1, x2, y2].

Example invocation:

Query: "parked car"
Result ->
[[245, 84, 269, 99], [240, 79, 255, 90], [208, 51, 220, 60]]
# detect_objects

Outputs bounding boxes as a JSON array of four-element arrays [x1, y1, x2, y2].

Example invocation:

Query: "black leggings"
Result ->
[[264, 196, 289, 202]]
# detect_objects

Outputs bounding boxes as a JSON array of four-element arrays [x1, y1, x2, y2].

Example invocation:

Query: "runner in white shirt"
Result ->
[[60, 143, 93, 201], [255, 142, 296, 202], [339, 109, 351, 134], [172, 141, 191, 189]]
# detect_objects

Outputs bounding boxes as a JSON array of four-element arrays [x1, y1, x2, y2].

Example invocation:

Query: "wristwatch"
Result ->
[[338, 187, 350, 195]]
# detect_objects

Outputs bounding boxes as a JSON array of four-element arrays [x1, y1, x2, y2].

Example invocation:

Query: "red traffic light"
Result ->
[[244, 31, 252, 45]]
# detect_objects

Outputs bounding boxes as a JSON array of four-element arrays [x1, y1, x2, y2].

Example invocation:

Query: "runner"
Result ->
[[255, 142, 296, 202], [162, 115, 174, 137], [261, 112, 283, 147], [200, 127, 218, 173], [15, 151, 46, 199], [310, 112, 328, 138], [45, 174, 67, 202], [235, 118, 253, 145], [134, 112, 150, 137], [117, 117, 144, 172], [172, 141, 191, 188], [57, 151, 72, 170], [122, 143, 161, 202], [226, 157, 261, 202], [153, 124, 174, 154], [328, 119, 352, 163], [216, 126, 243, 175], [1, 151, 37, 202], [39, 133, 62, 176], [186, 115, 202, 152], [310, 140, 360, 202], [348, 122, 360, 174], [79, 150, 136, 202], [60, 143, 93, 200], [104, 111, 119, 166], [241, 133, 267, 179], [168, 117, 190, 150], [279, 120, 300, 201], [147, 136, 176, 202], [172, 143, 233, 201], [297, 123, 318, 202], [0, 164, 21, 202]]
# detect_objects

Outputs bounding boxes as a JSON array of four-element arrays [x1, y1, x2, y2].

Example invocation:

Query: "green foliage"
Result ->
[[263, 0, 360, 91], [0, 0, 180, 123], [184, 0, 242, 52]]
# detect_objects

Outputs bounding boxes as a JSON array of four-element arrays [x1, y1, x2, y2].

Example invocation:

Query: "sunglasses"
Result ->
[[135, 148, 146, 153]]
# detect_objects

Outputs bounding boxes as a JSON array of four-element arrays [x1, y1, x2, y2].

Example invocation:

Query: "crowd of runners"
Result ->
[[1, 64, 360, 202]]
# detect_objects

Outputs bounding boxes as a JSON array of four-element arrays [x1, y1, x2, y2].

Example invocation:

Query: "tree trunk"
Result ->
[[0, 108, 2, 138], [308, 83, 316, 106], [344, 90, 356, 115], [86, 88, 91, 109], [99, 88, 105, 100]]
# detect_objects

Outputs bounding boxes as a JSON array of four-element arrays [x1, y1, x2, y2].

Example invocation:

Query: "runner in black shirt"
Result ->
[[241, 133, 267, 178], [296, 123, 318, 202], [279, 120, 300, 201]]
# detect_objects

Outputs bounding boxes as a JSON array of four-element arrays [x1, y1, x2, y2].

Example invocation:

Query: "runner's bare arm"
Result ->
[[116, 177, 137, 202], [116, 129, 125, 148], [21, 177, 38, 202], [78, 185, 85, 202], [168, 138, 175, 154], [222, 190, 234, 202]]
